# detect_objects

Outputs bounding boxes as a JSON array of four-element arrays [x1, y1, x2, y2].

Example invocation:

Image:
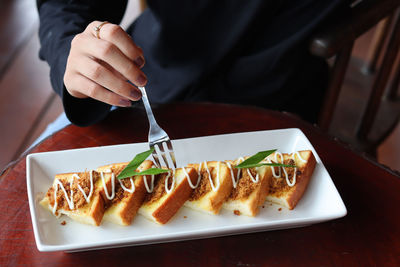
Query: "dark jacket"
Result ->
[[37, 0, 342, 126]]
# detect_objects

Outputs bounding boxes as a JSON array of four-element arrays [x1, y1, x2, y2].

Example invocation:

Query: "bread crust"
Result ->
[[98, 160, 153, 226], [266, 150, 316, 209], [153, 168, 198, 224], [40, 171, 108, 226], [223, 165, 272, 216], [286, 151, 316, 209], [140, 167, 198, 224], [87, 192, 106, 226], [186, 161, 233, 214], [117, 177, 147, 225]]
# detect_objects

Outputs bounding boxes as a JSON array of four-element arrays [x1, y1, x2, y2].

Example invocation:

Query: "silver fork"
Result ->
[[138, 86, 177, 169]]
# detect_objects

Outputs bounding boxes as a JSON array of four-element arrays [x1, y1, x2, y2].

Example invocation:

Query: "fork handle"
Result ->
[[138, 86, 158, 125]]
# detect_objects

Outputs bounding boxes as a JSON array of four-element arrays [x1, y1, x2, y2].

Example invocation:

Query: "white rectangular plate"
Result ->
[[27, 128, 346, 252]]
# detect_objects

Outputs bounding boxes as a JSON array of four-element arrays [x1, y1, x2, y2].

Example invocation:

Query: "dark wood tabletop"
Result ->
[[1, 103, 399, 266]]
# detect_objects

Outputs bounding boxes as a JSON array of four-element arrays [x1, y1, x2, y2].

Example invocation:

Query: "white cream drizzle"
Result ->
[[71, 172, 94, 203], [101, 171, 115, 200], [282, 164, 295, 187], [52, 179, 74, 215], [225, 161, 239, 188], [198, 161, 221, 191], [52, 171, 96, 215], [265, 151, 307, 187], [237, 157, 259, 183], [290, 151, 307, 162], [182, 167, 200, 189], [164, 170, 175, 194], [270, 152, 284, 178], [143, 174, 155, 193], [119, 178, 135, 193], [248, 169, 259, 183]]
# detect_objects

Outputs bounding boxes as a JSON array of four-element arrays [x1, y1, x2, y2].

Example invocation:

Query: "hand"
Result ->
[[64, 21, 146, 107]]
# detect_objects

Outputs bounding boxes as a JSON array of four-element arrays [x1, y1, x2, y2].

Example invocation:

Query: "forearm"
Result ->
[[37, 0, 128, 126]]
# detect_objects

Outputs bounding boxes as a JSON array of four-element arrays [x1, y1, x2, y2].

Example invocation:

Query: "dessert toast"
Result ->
[[138, 167, 198, 224], [39, 149, 317, 226], [185, 161, 233, 214], [40, 170, 111, 226], [222, 158, 272, 216], [96, 160, 153, 226], [265, 150, 316, 209]]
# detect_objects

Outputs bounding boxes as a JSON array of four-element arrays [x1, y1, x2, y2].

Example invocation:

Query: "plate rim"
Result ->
[[26, 128, 347, 252]]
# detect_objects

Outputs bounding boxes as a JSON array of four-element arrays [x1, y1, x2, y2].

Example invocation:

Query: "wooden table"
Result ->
[[1, 103, 399, 266]]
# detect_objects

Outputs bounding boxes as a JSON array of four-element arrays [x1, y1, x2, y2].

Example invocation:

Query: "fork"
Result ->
[[138, 86, 177, 169]]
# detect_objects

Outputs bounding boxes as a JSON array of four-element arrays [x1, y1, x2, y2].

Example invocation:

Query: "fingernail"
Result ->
[[130, 89, 142, 100], [134, 56, 144, 68], [119, 99, 131, 107], [137, 74, 147, 86]]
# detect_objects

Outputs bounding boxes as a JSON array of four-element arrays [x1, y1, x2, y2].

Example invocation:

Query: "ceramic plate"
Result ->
[[26, 128, 346, 252]]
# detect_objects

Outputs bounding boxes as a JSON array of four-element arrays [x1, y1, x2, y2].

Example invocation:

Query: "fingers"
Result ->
[[65, 54, 141, 105], [78, 58, 142, 100], [64, 21, 148, 106], [73, 33, 147, 88], [93, 22, 145, 68], [65, 73, 132, 107], [84, 22, 147, 87]]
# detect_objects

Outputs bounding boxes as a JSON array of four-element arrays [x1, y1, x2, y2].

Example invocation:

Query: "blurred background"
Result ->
[[0, 0, 399, 172]]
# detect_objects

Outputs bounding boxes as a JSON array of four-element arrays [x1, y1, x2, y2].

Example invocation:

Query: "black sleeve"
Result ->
[[37, 0, 127, 126], [130, 0, 342, 108]]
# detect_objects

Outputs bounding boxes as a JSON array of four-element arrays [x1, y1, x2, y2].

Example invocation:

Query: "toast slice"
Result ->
[[185, 161, 233, 215], [138, 167, 198, 224], [40, 170, 110, 226], [265, 150, 316, 209], [96, 160, 153, 226], [222, 158, 272, 216]]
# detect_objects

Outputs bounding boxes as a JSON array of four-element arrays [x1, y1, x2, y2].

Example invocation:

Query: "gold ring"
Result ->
[[93, 21, 109, 39]]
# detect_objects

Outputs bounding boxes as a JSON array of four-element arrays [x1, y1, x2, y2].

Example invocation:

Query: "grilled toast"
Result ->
[[265, 150, 316, 209], [40, 150, 317, 226], [138, 167, 198, 224], [222, 159, 272, 217], [96, 160, 153, 226], [39, 170, 111, 226], [185, 161, 233, 214]]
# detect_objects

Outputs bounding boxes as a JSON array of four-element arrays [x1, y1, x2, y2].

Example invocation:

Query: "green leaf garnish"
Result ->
[[234, 149, 296, 169], [117, 148, 170, 180], [234, 150, 276, 169], [121, 168, 170, 178], [245, 162, 297, 168]]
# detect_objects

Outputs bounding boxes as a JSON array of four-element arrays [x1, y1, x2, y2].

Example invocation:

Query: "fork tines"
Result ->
[[151, 141, 176, 169]]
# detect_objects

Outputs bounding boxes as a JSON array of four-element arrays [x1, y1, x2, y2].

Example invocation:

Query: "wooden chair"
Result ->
[[310, 0, 400, 154]]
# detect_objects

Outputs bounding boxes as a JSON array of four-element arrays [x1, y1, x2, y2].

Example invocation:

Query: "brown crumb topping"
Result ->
[[228, 168, 258, 201], [72, 172, 95, 208], [47, 182, 67, 210], [188, 167, 215, 201], [234, 210, 241, 216], [143, 173, 169, 205], [107, 166, 137, 208], [112, 165, 125, 177], [47, 171, 99, 212], [107, 182, 123, 208], [269, 159, 302, 197], [61, 221, 66, 226]]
